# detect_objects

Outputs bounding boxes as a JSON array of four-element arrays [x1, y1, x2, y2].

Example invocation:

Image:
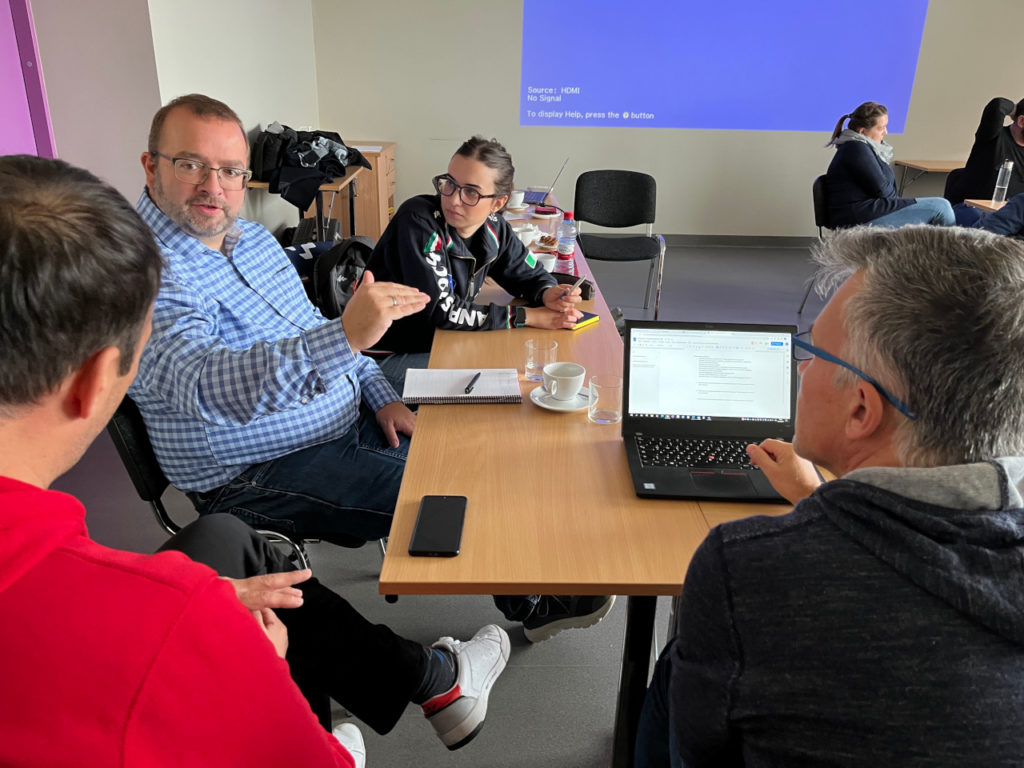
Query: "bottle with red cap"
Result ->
[[554, 211, 576, 275]]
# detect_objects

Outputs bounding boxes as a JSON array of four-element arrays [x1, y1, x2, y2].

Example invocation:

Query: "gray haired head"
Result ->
[[812, 225, 1024, 467]]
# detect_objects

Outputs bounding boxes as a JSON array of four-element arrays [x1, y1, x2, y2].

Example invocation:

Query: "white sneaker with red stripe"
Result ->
[[422, 624, 510, 750]]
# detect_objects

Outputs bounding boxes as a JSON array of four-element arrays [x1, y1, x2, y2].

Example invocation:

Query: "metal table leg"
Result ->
[[612, 595, 658, 768]]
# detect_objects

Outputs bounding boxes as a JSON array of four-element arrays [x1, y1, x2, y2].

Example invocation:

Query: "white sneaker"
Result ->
[[332, 722, 366, 768], [422, 624, 511, 750]]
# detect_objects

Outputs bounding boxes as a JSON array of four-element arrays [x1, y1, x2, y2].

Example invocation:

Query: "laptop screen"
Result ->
[[626, 324, 794, 425]]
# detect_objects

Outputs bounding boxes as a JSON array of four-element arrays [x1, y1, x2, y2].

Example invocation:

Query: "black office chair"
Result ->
[[943, 167, 966, 204], [573, 170, 666, 320], [798, 175, 831, 314], [106, 396, 312, 570]]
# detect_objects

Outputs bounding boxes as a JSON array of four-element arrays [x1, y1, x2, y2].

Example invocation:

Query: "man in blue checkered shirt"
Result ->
[[129, 94, 430, 543]]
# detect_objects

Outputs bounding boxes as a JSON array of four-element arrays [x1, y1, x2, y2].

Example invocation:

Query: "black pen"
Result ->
[[465, 371, 482, 394]]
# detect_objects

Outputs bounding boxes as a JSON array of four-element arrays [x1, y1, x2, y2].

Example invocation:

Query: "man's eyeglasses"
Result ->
[[432, 174, 502, 207], [154, 152, 253, 190], [792, 331, 918, 420]]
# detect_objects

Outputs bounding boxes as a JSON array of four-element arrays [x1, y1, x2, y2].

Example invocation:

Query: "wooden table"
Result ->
[[378, 235, 790, 765], [895, 159, 963, 195], [247, 166, 365, 240], [965, 198, 1006, 213]]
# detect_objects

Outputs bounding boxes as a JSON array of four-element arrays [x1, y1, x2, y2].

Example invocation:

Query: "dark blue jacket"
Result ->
[[825, 141, 912, 227], [367, 195, 555, 353], [668, 460, 1024, 767]]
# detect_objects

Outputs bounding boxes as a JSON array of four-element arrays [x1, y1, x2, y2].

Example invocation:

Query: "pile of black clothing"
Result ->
[[251, 121, 371, 211]]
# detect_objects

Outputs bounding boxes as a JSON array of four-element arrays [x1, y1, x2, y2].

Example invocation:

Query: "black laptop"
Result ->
[[523, 157, 569, 205], [622, 320, 797, 501]]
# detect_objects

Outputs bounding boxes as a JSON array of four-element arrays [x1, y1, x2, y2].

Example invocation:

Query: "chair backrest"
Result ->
[[573, 170, 657, 229], [106, 396, 170, 505], [943, 167, 966, 203], [812, 175, 829, 230]]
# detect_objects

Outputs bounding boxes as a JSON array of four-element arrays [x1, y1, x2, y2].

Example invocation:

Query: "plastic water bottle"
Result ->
[[993, 160, 1013, 205], [554, 211, 576, 275]]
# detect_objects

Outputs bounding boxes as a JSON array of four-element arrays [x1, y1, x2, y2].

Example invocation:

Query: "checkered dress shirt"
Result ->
[[129, 190, 398, 492]]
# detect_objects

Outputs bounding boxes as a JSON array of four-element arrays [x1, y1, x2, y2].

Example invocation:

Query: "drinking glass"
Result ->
[[588, 375, 622, 424], [525, 339, 557, 382]]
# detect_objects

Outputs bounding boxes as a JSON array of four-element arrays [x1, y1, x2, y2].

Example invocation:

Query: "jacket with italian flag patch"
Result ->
[[367, 194, 556, 353]]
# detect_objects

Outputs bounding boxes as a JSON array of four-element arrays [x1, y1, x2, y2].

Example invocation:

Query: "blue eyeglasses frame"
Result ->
[[792, 332, 918, 420]]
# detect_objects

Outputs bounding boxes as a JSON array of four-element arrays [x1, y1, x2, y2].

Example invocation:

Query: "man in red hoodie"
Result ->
[[0, 155, 508, 765]]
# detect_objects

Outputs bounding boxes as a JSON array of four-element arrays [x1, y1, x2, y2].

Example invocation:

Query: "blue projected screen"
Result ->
[[520, 0, 929, 132]]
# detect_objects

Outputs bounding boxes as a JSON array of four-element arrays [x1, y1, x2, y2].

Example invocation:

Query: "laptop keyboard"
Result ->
[[635, 436, 758, 470]]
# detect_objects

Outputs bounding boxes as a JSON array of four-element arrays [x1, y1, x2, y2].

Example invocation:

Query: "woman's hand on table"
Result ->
[[541, 284, 582, 313], [525, 306, 583, 329]]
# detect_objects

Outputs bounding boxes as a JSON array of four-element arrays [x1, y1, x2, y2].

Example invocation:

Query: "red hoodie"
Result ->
[[0, 476, 353, 767]]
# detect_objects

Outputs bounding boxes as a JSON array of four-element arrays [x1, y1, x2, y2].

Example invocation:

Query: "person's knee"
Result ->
[[935, 199, 956, 226], [188, 512, 254, 540]]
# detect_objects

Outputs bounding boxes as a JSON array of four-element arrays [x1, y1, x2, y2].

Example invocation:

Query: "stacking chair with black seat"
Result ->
[[573, 169, 666, 320], [106, 396, 311, 570], [798, 175, 831, 314]]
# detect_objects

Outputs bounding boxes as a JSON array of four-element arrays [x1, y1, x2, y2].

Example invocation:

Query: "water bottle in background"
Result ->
[[993, 160, 1013, 205], [554, 211, 576, 275]]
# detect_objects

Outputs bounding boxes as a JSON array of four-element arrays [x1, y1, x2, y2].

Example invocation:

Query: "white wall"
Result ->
[[30, 0, 161, 199], [312, 0, 1024, 237], [147, 0, 322, 233]]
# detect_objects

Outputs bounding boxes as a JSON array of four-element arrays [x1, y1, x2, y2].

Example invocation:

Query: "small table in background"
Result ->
[[895, 159, 963, 195], [964, 198, 1006, 214]]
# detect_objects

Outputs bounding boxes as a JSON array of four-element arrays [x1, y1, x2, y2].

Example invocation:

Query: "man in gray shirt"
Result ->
[[637, 225, 1024, 767]]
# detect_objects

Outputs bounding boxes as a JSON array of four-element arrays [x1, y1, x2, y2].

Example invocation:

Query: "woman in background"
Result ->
[[825, 102, 955, 228]]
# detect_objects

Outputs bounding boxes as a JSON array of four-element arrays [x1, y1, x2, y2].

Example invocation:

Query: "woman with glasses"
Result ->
[[365, 136, 583, 355], [825, 101, 955, 228]]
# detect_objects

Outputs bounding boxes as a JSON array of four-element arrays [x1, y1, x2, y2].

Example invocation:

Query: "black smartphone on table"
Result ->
[[408, 495, 466, 557]]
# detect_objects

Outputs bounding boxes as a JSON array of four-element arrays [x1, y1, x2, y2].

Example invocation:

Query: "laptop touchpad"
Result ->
[[689, 471, 755, 497]]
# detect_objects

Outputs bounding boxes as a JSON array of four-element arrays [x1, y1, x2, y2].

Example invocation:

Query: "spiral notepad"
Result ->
[[402, 368, 523, 405]]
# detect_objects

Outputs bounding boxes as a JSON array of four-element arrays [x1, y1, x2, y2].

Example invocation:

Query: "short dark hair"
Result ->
[[454, 136, 515, 198], [0, 155, 162, 408], [148, 93, 247, 156], [827, 101, 888, 146]]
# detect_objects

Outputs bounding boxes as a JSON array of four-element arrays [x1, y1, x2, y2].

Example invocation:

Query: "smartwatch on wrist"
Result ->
[[514, 306, 528, 328]]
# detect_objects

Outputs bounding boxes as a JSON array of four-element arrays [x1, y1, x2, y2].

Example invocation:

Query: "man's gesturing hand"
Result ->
[[341, 270, 430, 353]]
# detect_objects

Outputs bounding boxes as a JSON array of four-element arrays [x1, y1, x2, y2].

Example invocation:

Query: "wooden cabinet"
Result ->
[[350, 141, 396, 241]]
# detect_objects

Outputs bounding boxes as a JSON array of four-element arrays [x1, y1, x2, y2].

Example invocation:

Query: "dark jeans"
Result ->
[[190, 405, 407, 542], [634, 642, 684, 768], [159, 513, 426, 734]]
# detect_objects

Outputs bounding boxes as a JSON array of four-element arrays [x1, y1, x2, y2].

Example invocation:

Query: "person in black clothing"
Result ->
[[823, 101, 954, 228], [946, 97, 1024, 204], [366, 136, 583, 355]]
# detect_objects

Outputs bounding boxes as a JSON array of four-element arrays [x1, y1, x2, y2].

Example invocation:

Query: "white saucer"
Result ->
[[505, 205, 530, 214], [529, 385, 589, 412]]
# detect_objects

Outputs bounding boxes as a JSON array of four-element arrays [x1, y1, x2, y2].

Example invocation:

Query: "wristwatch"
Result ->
[[513, 306, 528, 328]]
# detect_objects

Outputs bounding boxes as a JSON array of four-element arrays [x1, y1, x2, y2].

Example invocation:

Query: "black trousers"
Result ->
[[158, 514, 426, 734]]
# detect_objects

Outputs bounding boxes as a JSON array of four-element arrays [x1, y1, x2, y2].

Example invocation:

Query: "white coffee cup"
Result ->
[[542, 362, 586, 401], [508, 189, 526, 208], [513, 223, 539, 246]]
